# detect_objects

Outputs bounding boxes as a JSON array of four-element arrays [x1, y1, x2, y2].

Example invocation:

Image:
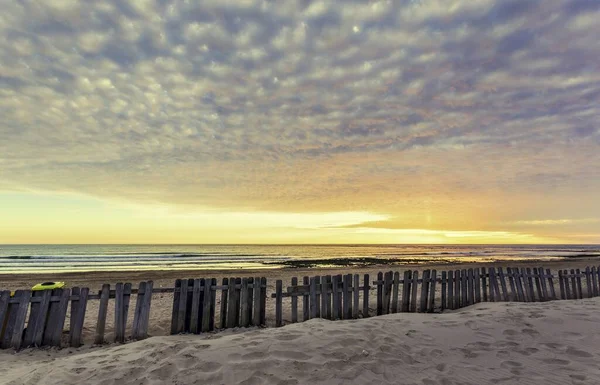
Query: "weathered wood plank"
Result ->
[[246, 278, 253, 326], [474, 268, 481, 303], [410, 271, 419, 313], [0, 291, 10, 344], [170, 280, 181, 334], [189, 280, 202, 334], [538, 267, 549, 302], [497, 268, 509, 302], [447, 270, 454, 310], [441, 271, 447, 311], [376, 272, 383, 316], [429, 269, 437, 313], [175, 280, 188, 333], [310, 276, 318, 319], [114, 284, 126, 342], [383, 272, 392, 315], [240, 278, 249, 327], [260, 277, 267, 326], [533, 268, 543, 302], [321, 276, 328, 319], [585, 267, 593, 298], [564, 270, 572, 299], [26, 290, 51, 347], [202, 278, 213, 332], [303, 276, 310, 321], [524, 268, 534, 301], [362, 274, 369, 317], [454, 269, 460, 309], [138, 281, 153, 339], [546, 269, 556, 300], [592, 267, 599, 297], [558, 270, 566, 299], [506, 268, 516, 301], [326, 275, 333, 319], [44, 289, 70, 347], [6, 290, 31, 350], [132, 283, 146, 338], [234, 278, 242, 326], [401, 270, 411, 312], [184, 279, 193, 331], [353, 274, 360, 319], [226, 277, 238, 329], [391, 272, 400, 313], [575, 269, 583, 300], [466, 268, 474, 306], [290, 277, 298, 323], [252, 277, 261, 327], [420, 270, 430, 313], [487, 267, 497, 302], [461, 269, 468, 306], [69, 287, 89, 347], [315, 276, 321, 318], [481, 267, 488, 302], [331, 275, 340, 320], [95, 284, 110, 344], [275, 280, 283, 327], [220, 278, 228, 329]]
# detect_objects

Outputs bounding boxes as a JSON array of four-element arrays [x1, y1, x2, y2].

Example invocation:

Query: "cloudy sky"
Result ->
[[1, 0, 599, 244]]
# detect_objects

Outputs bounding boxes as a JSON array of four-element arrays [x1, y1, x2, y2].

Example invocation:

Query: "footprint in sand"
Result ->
[[500, 361, 523, 369], [565, 347, 593, 358], [542, 358, 570, 365], [502, 329, 518, 336]]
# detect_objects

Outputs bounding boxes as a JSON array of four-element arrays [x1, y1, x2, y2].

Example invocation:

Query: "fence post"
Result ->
[[362, 274, 370, 317], [275, 280, 283, 327]]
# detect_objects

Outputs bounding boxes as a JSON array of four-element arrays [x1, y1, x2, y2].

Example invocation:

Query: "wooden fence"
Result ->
[[1, 266, 599, 350], [272, 266, 599, 326]]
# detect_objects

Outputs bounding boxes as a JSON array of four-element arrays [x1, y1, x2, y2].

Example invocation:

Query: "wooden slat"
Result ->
[[481, 267, 488, 302], [310, 277, 318, 319], [315, 276, 321, 318], [320, 276, 328, 319], [383, 272, 392, 315], [362, 274, 369, 318], [568, 269, 576, 299], [487, 267, 497, 302], [115, 283, 125, 342], [331, 275, 339, 320], [170, 280, 181, 334], [69, 287, 89, 347], [429, 269, 437, 313], [95, 284, 110, 344], [447, 270, 454, 310], [353, 274, 360, 319], [260, 277, 267, 326], [203, 278, 214, 332], [138, 281, 153, 340], [420, 270, 430, 313], [391, 272, 399, 313], [466, 268, 474, 306], [453, 269, 460, 309], [240, 278, 249, 327], [497, 268, 509, 301], [460, 269, 468, 306], [44, 289, 70, 347], [226, 277, 238, 328], [538, 267, 549, 301], [506, 268, 517, 301], [189, 279, 202, 334], [27, 290, 51, 347], [474, 268, 481, 303], [441, 271, 447, 311], [176, 279, 189, 333], [275, 280, 283, 327], [23, 291, 45, 348], [252, 277, 261, 327], [219, 278, 228, 329], [376, 272, 383, 316], [585, 267, 593, 298], [514, 268, 525, 302], [401, 270, 411, 312], [558, 270, 566, 299], [326, 275, 333, 319], [518, 268, 529, 302], [345, 274, 354, 319], [525, 268, 534, 301], [210, 278, 217, 331], [546, 269, 556, 300], [184, 279, 193, 331], [564, 270, 572, 299], [0, 291, 10, 344], [246, 277, 254, 324], [592, 267, 599, 297], [575, 269, 583, 300], [533, 268, 543, 302], [131, 283, 145, 338], [290, 277, 298, 323], [410, 271, 419, 313], [4, 290, 31, 350], [303, 276, 310, 321]]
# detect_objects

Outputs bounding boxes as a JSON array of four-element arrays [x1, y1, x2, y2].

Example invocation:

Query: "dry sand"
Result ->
[[0, 259, 598, 345], [2, 297, 600, 385]]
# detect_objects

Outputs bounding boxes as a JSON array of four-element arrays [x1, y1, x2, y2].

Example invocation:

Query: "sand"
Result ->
[[2, 297, 600, 385], [0, 259, 599, 345]]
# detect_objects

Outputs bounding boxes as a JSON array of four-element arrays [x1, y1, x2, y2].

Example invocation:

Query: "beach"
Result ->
[[2, 295, 600, 384], [0, 258, 599, 345]]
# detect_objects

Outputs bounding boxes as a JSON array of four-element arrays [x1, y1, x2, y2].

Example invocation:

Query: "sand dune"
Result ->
[[3, 298, 600, 385]]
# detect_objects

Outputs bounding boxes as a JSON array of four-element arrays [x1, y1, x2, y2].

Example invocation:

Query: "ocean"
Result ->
[[0, 244, 599, 274]]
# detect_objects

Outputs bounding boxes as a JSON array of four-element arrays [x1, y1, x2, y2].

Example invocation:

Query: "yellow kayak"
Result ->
[[31, 282, 65, 291]]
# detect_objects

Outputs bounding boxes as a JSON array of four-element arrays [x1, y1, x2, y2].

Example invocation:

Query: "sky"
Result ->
[[0, 0, 599, 244]]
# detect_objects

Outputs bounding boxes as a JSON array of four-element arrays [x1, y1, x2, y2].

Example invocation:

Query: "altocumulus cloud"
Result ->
[[0, 0, 600, 234]]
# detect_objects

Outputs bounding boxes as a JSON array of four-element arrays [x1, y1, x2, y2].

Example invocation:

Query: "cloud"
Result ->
[[1, 0, 600, 239]]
